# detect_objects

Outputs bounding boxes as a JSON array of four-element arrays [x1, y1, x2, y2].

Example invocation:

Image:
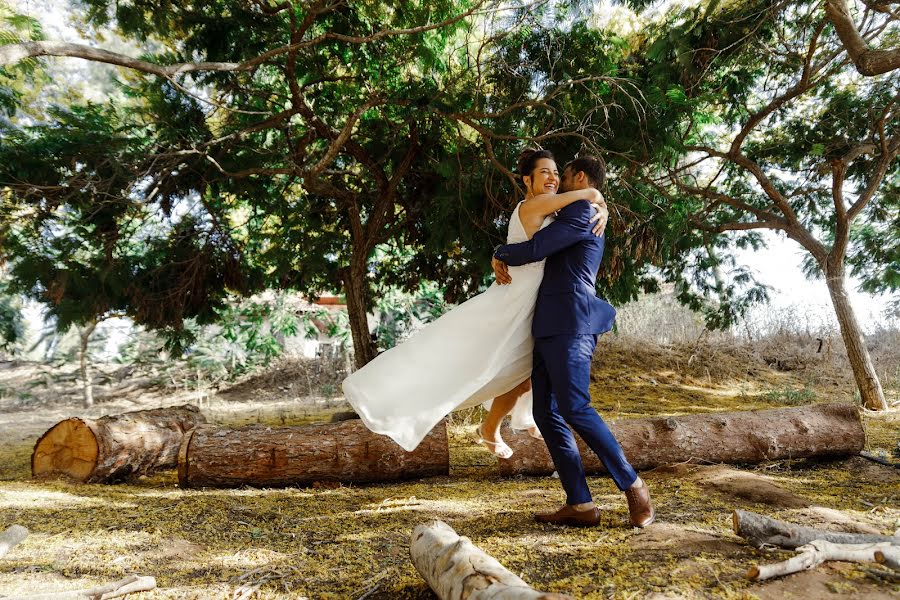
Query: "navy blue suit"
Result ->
[[495, 200, 637, 504]]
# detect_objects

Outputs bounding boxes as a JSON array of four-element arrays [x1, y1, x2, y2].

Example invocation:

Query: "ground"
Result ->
[[0, 336, 897, 599]]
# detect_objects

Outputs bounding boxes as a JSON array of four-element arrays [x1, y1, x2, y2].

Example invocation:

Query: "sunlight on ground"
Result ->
[[0, 488, 135, 510]]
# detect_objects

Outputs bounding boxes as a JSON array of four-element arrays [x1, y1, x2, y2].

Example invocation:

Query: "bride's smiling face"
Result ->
[[524, 158, 559, 196]]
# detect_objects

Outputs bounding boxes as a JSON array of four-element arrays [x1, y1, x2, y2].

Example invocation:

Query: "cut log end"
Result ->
[[32, 405, 205, 484], [31, 418, 99, 482], [746, 566, 761, 580]]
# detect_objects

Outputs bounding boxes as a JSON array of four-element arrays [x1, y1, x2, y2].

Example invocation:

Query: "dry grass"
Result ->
[[0, 333, 898, 599]]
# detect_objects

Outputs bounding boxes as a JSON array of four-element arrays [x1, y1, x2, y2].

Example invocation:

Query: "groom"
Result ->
[[493, 155, 655, 528]]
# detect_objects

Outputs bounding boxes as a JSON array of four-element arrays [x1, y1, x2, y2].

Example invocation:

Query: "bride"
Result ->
[[342, 149, 607, 455]]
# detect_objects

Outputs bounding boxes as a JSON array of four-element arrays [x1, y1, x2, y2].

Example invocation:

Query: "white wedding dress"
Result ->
[[342, 202, 551, 451]]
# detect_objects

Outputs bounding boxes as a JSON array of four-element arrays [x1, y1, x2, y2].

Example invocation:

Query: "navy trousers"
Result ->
[[532, 334, 638, 505]]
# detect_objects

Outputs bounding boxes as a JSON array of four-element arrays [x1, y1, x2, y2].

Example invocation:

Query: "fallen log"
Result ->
[[15, 574, 156, 599], [733, 509, 900, 549], [748, 540, 893, 581], [32, 405, 205, 483], [178, 418, 448, 488], [497, 402, 865, 476], [411, 520, 572, 600], [0, 525, 28, 559]]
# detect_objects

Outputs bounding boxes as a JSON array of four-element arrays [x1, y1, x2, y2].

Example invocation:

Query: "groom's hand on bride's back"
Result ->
[[492, 256, 511, 285]]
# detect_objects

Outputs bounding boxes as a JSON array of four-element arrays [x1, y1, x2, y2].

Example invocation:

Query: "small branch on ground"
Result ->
[[859, 451, 900, 468], [748, 540, 896, 581], [733, 509, 900, 549]]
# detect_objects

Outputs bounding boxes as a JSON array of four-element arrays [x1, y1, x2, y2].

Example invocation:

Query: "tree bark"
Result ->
[[0, 40, 247, 74], [177, 418, 448, 488], [78, 319, 97, 408], [410, 520, 573, 600], [733, 509, 900, 549], [496, 403, 865, 476], [15, 575, 156, 599], [342, 263, 376, 369], [825, 0, 900, 76], [0, 525, 28, 559], [32, 405, 206, 483], [825, 273, 887, 410]]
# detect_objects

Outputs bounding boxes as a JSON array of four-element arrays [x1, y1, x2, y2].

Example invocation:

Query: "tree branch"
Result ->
[[307, 97, 385, 179], [826, 0, 900, 75], [729, 19, 827, 154], [684, 145, 804, 225], [0, 41, 249, 74], [830, 158, 851, 262], [847, 137, 900, 220], [1, 1, 490, 76], [697, 220, 789, 232], [364, 126, 420, 250]]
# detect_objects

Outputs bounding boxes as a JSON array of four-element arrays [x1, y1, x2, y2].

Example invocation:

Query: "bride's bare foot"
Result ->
[[513, 425, 544, 440], [526, 425, 543, 440], [476, 424, 513, 459]]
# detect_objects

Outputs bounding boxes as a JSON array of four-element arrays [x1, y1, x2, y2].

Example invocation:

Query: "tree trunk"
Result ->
[[496, 403, 865, 476], [825, 273, 887, 410], [341, 264, 376, 369], [733, 509, 900, 550], [410, 520, 573, 600], [177, 418, 449, 488], [78, 319, 97, 408], [32, 405, 206, 483]]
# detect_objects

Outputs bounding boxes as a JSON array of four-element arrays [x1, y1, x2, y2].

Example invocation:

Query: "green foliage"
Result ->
[[0, 280, 23, 351], [761, 386, 816, 406], [116, 292, 339, 383], [0, 2, 44, 117], [373, 282, 448, 351]]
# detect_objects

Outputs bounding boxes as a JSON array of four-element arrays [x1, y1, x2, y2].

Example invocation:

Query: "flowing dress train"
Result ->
[[342, 203, 550, 451]]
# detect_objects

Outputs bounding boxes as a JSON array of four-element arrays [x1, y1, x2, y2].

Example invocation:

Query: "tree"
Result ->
[[0, 1, 498, 367], [0, 1, 677, 369], [640, 0, 898, 410]]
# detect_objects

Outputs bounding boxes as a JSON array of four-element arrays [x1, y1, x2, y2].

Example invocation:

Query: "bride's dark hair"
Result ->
[[517, 148, 554, 179]]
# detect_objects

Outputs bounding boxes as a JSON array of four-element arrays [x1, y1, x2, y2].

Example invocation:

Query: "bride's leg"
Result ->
[[481, 378, 531, 442]]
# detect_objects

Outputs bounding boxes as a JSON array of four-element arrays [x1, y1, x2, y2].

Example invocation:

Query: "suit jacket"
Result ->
[[494, 200, 616, 338]]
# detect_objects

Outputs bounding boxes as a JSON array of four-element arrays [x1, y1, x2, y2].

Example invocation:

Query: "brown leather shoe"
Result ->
[[535, 504, 602, 527], [625, 478, 656, 527]]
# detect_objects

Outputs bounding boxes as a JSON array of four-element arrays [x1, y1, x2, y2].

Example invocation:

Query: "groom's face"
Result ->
[[559, 167, 576, 193]]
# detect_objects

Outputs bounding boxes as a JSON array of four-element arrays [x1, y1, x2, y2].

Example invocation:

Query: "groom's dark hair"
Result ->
[[565, 155, 606, 188]]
